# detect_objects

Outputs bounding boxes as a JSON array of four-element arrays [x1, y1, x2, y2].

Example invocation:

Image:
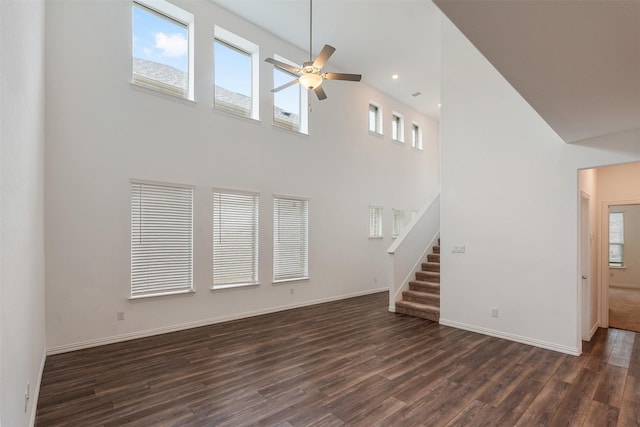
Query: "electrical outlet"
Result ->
[[117, 311, 125, 321], [491, 307, 499, 317]]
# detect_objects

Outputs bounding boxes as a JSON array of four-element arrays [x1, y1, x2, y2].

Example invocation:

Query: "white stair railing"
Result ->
[[386, 191, 440, 312]]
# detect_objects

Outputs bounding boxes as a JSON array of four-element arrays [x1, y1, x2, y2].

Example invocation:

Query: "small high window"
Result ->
[[368, 206, 383, 238], [132, 0, 194, 99], [609, 212, 624, 267], [412, 123, 423, 150], [369, 102, 382, 135], [272, 55, 308, 134], [392, 209, 405, 238], [214, 26, 259, 119], [392, 113, 404, 142]]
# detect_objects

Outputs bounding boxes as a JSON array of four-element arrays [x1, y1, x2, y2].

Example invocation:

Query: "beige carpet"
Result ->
[[609, 285, 640, 332]]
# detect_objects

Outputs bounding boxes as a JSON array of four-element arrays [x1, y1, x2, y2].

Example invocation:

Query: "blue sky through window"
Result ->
[[274, 67, 301, 116], [133, 4, 188, 72], [214, 41, 252, 97]]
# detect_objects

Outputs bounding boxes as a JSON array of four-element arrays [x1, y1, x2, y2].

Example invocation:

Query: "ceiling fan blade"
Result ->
[[312, 45, 336, 69], [265, 57, 301, 74], [314, 85, 327, 100], [324, 72, 362, 82], [271, 78, 300, 93]]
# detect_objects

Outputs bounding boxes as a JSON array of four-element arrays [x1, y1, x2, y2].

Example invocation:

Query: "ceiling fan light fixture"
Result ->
[[299, 73, 323, 90]]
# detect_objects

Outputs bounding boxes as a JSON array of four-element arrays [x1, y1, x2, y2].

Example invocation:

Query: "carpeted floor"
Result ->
[[609, 285, 640, 332]]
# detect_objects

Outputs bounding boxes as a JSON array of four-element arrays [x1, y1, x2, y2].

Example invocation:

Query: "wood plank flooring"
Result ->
[[35, 292, 640, 426]]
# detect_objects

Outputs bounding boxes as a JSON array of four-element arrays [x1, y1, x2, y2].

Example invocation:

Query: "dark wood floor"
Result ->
[[36, 292, 640, 427]]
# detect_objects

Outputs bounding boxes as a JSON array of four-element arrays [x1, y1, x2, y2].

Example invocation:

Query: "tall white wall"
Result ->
[[439, 16, 640, 354], [45, 0, 440, 351], [0, 0, 47, 425]]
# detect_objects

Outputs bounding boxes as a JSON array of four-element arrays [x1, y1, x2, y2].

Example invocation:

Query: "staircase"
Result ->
[[395, 240, 440, 322]]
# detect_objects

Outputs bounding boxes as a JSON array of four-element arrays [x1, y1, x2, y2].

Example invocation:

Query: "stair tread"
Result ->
[[410, 279, 440, 286], [404, 290, 440, 298], [396, 300, 440, 312]]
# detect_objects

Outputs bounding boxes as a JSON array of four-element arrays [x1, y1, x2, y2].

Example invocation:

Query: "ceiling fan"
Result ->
[[264, 0, 362, 101]]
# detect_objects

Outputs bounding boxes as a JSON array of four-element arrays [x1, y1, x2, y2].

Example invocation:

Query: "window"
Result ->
[[369, 102, 382, 135], [213, 190, 259, 288], [272, 55, 308, 134], [131, 180, 193, 298], [273, 196, 309, 282], [369, 206, 383, 238], [392, 209, 405, 238], [132, 0, 194, 99], [412, 123, 422, 149], [392, 113, 404, 142], [214, 26, 259, 119], [609, 212, 624, 267]]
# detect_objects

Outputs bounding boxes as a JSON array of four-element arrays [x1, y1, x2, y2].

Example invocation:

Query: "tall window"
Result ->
[[392, 209, 405, 238], [214, 26, 259, 119], [369, 102, 382, 134], [273, 196, 309, 282], [213, 190, 259, 288], [412, 123, 422, 149], [132, 0, 194, 99], [609, 212, 624, 267], [392, 113, 404, 142], [131, 180, 194, 298], [369, 206, 383, 238], [272, 55, 308, 134]]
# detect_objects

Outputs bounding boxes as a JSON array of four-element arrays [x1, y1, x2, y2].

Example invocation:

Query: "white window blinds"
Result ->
[[213, 190, 259, 287], [131, 181, 193, 298], [369, 206, 383, 238], [609, 212, 624, 266], [392, 209, 404, 238], [273, 196, 309, 282]]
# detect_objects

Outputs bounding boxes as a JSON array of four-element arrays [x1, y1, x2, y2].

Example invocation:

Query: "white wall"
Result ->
[[439, 16, 640, 355], [0, 0, 47, 425], [44, 0, 440, 351]]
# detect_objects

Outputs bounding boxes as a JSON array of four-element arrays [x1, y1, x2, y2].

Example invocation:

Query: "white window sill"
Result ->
[[609, 266, 626, 270], [130, 82, 196, 104], [368, 131, 384, 139], [273, 277, 310, 284], [129, 288, 195, 301], [392, 139, 405, 145], [368, 236, 384, 239], [211, 282, 260, 291], [212, 105, 261, 123]]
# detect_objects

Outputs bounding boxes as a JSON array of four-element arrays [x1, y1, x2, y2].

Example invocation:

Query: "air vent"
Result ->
[[411, 91, 422, 97]]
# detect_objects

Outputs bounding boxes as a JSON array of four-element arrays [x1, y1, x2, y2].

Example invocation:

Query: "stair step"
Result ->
[[409, 280, 440, 294], [415, 270, 440, 283], [427, 253, 440, 263], [432, 245, 440, 254], [396, 300, 440, 322], [402, 290, 440, 305], [421, 262, 440, 272]]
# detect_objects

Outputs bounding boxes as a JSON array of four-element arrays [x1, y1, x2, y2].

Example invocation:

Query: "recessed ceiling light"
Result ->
[[392, 74, 399, 80]]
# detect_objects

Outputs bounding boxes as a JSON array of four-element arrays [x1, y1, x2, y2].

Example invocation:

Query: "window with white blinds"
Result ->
[[213, 190, 259, 288], [273, 196, 309, 282], [392, 209, 404, 238], [131, 180, 194, 298], [609, 212, 624, 267], [369, 206, 383, 238]]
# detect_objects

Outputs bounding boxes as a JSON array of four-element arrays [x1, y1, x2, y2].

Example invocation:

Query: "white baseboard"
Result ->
[[29, 348, 47, 426], [439, 318, 581, 356], [47, 287, 389, 355]]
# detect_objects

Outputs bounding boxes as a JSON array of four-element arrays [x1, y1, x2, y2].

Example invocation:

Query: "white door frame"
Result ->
[[579, 191, 592, 341], [600, 199, 640, 328]]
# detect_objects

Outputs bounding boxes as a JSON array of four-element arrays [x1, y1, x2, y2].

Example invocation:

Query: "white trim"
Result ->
[[130, 177, 194, 189], [439, 318, 581, 356], [29, 348, 47, 427], [46, 288, 388, 355]]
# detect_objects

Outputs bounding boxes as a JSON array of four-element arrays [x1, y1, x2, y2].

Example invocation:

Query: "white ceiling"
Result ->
[[211, 0, 443, 119], [213, 0, 640, 144]]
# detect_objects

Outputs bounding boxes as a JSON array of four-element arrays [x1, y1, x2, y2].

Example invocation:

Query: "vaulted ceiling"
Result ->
[[213, 0, 640, 143]]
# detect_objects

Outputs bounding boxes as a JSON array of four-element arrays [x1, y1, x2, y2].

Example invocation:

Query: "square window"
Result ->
[[392, 113, 404, 142], [412, 123, 423, 150], [369, 206, 383, 238], [272, 55, 308, 134], [132, 0, 193, 99], [214, 26, 259, 119]]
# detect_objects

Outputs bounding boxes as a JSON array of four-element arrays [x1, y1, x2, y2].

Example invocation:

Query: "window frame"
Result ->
[[369, 102, 383, 136], [213, 25, 260, 120], [132, 0, 195, 100], [130, 179, 194, 299], [609, 211, 625, 268], [412, 123, 423, 150], [212, 188, 260, 289], [368, 206, 383, 239], [273, 195, 310, 283], [392, 209, 405, 239], [391, 112, 404, 143], [271, 54, 309, 134]]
